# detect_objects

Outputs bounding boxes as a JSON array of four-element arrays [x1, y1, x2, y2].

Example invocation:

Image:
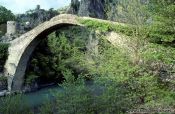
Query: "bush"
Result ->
[[12, 17, 175, 113], [0, 43, 9, 72], [0, 94, 33, 114], [79, 19, 133, 36]]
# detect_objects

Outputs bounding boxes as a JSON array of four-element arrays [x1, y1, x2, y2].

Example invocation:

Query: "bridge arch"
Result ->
[[4, 14, 83, 91]]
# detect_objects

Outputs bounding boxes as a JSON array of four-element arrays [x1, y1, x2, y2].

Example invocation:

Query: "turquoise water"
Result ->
[[0, 85, 62, 110], [22, 85, 62, 108], [0, 81, 104, 110]]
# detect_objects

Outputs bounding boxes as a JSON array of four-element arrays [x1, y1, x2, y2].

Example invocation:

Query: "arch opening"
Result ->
[[10, 23, 87, 91]]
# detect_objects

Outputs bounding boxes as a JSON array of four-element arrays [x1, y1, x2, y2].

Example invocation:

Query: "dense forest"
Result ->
[[0, 0, 175, 114]]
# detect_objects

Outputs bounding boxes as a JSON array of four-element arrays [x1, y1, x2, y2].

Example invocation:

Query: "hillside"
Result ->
[[0, 0, 175, 114]]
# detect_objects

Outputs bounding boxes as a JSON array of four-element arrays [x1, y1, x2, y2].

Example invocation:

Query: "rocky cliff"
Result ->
[[67, 0, 149, 20], [68, 0, 105, 19]]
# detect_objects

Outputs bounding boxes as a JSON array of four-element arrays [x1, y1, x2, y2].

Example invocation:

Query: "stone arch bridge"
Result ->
[[3, 14, 122, 92]]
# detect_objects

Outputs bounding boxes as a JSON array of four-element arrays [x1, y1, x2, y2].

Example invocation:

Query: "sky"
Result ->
[[0, 0, 71, 14]]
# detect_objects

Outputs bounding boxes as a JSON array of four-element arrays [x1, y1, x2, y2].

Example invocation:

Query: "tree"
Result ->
[[104, 0, 119, 21], [0, 43, 9, 72], [118, 0, 150, 64], [148, 0, 175, 43], [0, 6, 15, 24]]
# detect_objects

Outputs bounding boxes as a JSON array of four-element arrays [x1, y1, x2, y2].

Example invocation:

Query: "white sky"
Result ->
[[0, 0, 71, 14]]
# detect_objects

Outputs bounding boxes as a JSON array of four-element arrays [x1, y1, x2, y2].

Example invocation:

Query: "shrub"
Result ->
[[0, 94, 33, 114], [0, 43, 9, 72]]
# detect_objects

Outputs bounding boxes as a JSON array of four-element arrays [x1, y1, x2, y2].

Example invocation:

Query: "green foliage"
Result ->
[[80, 19, 113, 32], [0, 76, 7, 90], [54, 73, 94, 114], [47, 32, 86, 79], [0, 43, 8, 59], [35, 33, 174, 113], [119, 0, 150, 26], [2, 26, 175, 114], [118, 0, 150, 41], [142, 43, 175, 64], [0, 76, 7, 81], [22, 19, 175, 113], [0, 23, 6, 36], [38, 97, 55, 114], [0, 43, 9, 72], [25, 73, 39, 85], [25, 26, 89, 85], [141, 43, 175, 92], [2, 1, 175, 112], [0, 94, 33, 114], [148, 0, 175, 42], [0, 6, 15, 24], [0, 31, 3, 37], [104, 0, 118, 20], [79, 19, 133, 36]]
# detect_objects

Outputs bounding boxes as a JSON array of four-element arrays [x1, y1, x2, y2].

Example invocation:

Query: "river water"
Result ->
[[0, 81, 104, 112], [22, 85, 62, 108], [0, 85, 62, 110]]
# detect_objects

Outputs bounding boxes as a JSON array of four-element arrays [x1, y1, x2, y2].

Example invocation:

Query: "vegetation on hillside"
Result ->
[[0, 6, 15, 24], [0, 0, 175, 114], [148, 0, 175, 43], [0, 6, 15, 36]]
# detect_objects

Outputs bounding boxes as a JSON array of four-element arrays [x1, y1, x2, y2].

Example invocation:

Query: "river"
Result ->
[[0, 81, 103, 109], [21, 85, 62, 108], [0, 85, 63, 111]]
